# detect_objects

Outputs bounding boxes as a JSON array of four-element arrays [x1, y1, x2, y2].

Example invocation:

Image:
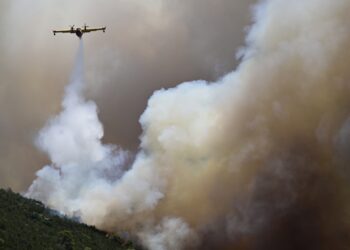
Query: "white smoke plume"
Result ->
[[27, 0, 350, 249], [27, 39, 195, 248], [27, 41, 132, 224]]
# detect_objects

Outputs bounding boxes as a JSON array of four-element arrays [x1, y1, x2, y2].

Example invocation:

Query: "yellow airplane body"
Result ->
[[53, 25, 106, 39]]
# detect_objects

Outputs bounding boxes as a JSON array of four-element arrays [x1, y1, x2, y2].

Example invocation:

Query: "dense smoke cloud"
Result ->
[[0, 0, 253, 191], [26, 0, 350, 249]]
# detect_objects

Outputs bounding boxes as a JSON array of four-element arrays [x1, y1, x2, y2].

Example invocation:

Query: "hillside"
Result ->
[[0, 188, 140, 250]]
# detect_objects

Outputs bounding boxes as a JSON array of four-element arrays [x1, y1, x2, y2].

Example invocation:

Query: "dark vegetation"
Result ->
[[0, 188, 141, 250]]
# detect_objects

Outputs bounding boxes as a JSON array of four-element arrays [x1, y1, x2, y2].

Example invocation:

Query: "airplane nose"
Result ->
[[76, 30, 83, 38]]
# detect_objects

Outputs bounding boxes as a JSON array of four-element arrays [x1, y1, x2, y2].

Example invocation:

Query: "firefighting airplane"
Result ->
[[53, 24, 106, 39]]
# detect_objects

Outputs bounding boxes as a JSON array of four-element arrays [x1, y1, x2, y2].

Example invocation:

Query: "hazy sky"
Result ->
[[5, 1, 350, 249], [0, 0, 254, 191], [24, 1, 350, 249]]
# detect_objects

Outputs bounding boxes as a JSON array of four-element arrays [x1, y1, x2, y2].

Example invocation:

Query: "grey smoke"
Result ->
[[27, 0, 350, 249], [0, 0, 254, 191]]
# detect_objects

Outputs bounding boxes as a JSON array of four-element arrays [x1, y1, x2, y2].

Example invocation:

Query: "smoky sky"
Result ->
[[0, 0, 254, 191], [25, 1, 350, 249], [8, 1, 350, 249]]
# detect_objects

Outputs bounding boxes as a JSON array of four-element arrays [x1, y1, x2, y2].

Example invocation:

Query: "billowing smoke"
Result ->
[[26, 0, 350, 249], [0, 0, 253, 191]]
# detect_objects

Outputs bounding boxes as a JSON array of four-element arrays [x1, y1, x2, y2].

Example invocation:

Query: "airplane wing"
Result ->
[[83, 27, 106, 33], [53, 29, 74, 35]]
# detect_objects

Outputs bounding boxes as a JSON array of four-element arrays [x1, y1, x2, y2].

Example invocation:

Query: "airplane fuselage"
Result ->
[[75, 28, 83, 39]]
